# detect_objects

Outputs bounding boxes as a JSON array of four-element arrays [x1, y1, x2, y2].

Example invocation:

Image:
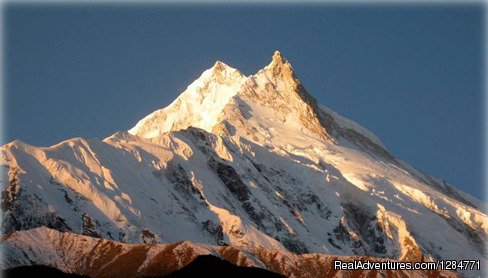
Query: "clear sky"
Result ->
[[4, 3, 485, 199]]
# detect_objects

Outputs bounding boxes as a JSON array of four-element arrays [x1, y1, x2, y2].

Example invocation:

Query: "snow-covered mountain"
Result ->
[[1, 51, 486, 277]]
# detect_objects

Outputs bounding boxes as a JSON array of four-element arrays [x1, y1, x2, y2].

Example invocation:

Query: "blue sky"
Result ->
[[4, 3, 485, 199]]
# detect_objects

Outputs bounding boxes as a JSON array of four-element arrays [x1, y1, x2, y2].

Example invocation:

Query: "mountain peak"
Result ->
[[128, 60, 245, 138], [263, 50, 296, 81], [268, 50, 289, 69], [211, 60, 231, 72], [200, 60, 244, 85], [272, 50, 285, 64]]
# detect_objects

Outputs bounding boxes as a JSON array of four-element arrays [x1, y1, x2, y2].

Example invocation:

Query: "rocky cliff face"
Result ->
[[1, 51, 486, 277]]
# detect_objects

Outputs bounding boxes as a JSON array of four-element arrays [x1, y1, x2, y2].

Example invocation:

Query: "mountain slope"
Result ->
[[1, 51, 486, 277], [1, 227, 459, 278]]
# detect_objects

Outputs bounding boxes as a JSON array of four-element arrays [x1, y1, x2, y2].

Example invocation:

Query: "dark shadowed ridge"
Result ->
[[3, 256, 285, 278], [166, 255, 285, 278]]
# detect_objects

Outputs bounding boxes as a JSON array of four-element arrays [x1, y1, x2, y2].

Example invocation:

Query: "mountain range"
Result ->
[[1, 51, 485, 277]]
